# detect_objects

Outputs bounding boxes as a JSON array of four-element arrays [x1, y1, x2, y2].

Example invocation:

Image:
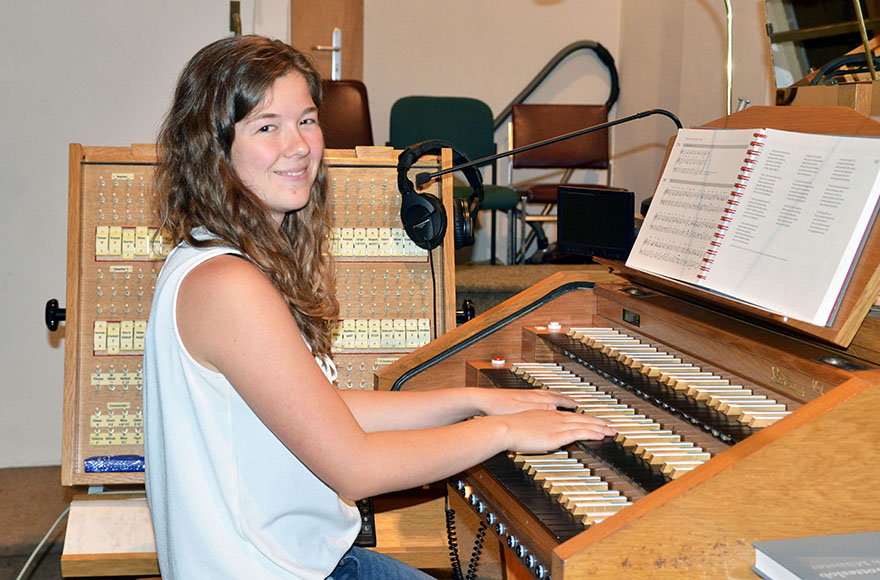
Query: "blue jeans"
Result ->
[[326, 547, 437, 580]]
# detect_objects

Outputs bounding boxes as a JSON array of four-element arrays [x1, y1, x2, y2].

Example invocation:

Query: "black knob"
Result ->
[[45, 299, 66, 331], [455, 298, 476, 325]]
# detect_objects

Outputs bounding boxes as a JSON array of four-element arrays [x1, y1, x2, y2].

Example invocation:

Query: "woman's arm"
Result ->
[[337, 387, 582, 432], [177, 255, 614, 501]]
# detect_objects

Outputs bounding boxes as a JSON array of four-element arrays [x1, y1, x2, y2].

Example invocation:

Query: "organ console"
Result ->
[[376, 106, 880, 579]]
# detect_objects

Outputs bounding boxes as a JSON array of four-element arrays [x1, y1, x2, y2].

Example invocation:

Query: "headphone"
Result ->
[[396, 140, 484, 251]]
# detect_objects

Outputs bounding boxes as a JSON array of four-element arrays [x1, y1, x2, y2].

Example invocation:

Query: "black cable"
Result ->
[[445, 500, 465, 580], [823, 67, 876, 84], [444, 494, 488, 580], [465, 520, 488, 580], [809, 53, 880, 86]]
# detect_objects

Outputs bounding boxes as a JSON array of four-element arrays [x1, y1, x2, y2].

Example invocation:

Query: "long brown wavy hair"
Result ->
[[155, 35, 338, 358]]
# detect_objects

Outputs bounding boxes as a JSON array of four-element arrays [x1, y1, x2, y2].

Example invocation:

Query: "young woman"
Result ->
[[143, 35, 614, 580]]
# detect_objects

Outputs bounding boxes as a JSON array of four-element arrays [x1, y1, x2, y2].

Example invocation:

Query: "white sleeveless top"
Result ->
[[144, 237, 360, 579]]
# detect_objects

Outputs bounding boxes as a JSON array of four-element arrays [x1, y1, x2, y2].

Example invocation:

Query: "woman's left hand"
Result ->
[[471, 387, 579, 416]]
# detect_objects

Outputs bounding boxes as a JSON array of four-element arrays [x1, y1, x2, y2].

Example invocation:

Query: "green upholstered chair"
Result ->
[[388, 96, 520, 264]]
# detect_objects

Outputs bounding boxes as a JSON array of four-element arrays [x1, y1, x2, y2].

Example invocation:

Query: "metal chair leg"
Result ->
[[507, 208, 517, 265], [490, 209, 497, 265]]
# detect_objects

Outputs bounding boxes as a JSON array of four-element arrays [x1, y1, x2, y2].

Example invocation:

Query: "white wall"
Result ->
[[616, 0, 776, 204], [364, 1, 623, 139], [363, 0, 775, 263], [364, 1, 625, 263], [0, 0, 288, 469], [1, 0, 775, 469]]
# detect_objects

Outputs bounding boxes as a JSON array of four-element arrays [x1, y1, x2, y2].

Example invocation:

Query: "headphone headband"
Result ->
[[397, 140, 484, 204]]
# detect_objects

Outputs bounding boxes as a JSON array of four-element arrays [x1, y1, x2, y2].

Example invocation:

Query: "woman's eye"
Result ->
[[258, 125, 275, 132]]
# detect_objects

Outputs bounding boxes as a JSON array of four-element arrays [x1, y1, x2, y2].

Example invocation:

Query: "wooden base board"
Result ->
[[61, 487, 451, 577]]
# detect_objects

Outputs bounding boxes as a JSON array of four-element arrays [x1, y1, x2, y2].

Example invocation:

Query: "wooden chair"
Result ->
[[321, 80, 374, 149], [509, 103, 615, 263]]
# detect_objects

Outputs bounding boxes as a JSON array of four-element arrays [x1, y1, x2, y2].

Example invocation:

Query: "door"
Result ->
[[290, 0, 363, 80]]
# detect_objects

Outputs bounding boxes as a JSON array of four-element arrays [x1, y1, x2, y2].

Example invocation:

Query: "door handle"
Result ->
[[313, 27, 342, 80]]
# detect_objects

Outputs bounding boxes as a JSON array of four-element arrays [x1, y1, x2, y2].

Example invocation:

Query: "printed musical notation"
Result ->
[[656, 184, 729, 212], [635, 237, 705, 271], [672, 145, 710, 175], [647, 211, 717, 239]]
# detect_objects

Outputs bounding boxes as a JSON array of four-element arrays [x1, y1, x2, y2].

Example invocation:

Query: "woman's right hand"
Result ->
[[482, 409, 617, 455]]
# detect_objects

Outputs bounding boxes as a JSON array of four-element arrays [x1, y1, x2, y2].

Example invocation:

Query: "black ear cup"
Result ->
[[397, 139, 483, 251], [452, 197, 473, 250], [399, 184, 447, 251]]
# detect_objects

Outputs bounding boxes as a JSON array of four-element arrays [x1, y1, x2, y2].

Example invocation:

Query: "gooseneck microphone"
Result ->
[[413, 108, 683, 188]]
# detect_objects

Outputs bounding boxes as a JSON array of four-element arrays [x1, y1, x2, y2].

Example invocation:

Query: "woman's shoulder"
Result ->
[[176, 253, 291, 368], [184, 253, 273, 300]]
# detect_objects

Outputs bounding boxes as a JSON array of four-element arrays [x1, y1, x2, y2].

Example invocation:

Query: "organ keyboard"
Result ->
[[385, 279, 880, 579], [376, 107, 880, 579]]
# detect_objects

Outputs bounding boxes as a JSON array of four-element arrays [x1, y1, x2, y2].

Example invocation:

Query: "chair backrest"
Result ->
[[320, 80, 373, 149], [388, 96, 496, 163], [510, 104, 609, 170]]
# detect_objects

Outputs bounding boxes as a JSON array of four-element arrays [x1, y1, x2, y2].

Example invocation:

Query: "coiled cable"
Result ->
[[445, 495, 488, 580], [466, 520, 488, 580], [445, 506, 464, 580]]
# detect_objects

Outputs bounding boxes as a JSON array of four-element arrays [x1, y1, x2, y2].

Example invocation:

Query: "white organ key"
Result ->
[[706, 394, 769, 409], [546, 479, 610, 496], [616, 432, 680, 448], [717, 401, 787, 416], [645, 450, 711, 466], [633, 442, 697, 458], [657, 372, 718, 386], [622, 354, 682, 368], [604, 416, 657, 428], [577, 405, 636, 417], [739, 410, 792, 427], [661, 461, 703, 479], [638, 362, 697, 375], [686, 386, 749, 400], [512, 451, 569, 464]]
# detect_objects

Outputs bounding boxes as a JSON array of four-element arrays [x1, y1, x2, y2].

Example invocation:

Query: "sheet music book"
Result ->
[[626, 127, 880, 326]]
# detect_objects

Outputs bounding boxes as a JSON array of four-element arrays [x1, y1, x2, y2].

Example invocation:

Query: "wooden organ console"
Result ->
[[376, 107, 880, 579]]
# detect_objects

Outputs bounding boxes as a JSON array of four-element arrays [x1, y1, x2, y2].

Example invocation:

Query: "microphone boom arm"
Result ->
[[415, 108, 682, 187]]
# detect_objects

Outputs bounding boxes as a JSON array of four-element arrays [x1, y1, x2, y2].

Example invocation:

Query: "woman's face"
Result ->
[[230, 72, 324, 226]]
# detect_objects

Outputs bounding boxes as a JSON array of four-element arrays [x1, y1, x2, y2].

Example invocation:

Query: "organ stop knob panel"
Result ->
[[60, 144, 455, 485]]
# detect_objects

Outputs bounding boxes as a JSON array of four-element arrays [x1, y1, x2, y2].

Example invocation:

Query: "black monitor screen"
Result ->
[[557, 186, 635, 261]]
